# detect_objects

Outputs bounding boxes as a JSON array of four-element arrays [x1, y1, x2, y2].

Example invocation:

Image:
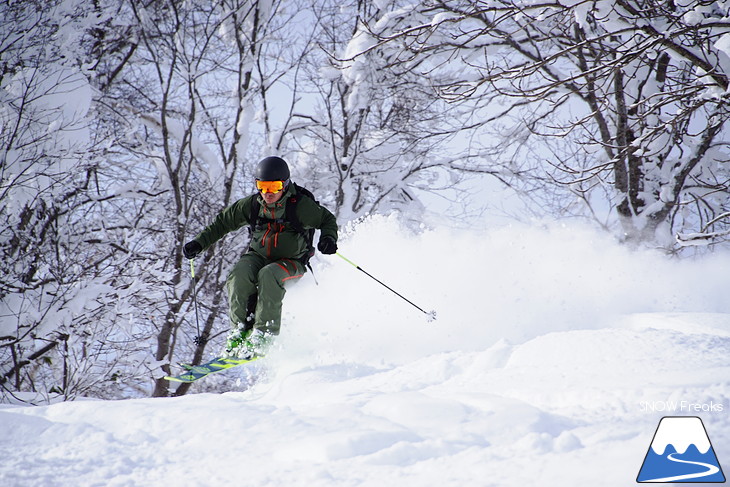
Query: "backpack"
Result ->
[[248, 182, 317, 267]]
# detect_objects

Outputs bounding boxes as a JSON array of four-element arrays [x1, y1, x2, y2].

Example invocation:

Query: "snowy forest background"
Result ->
[[2, 0, 730, 402]]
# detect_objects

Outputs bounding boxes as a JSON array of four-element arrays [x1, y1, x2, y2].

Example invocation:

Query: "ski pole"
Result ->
[[189, 259, 207, 345], [336, 252, 437, 322]]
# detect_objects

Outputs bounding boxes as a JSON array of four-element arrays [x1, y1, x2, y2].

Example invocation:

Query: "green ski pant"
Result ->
[[225, 252, 306, 335]]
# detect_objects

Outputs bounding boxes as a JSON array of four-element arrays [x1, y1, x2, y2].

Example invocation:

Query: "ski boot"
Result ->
[[245, 328, 274, 358], [224, 323, 249, 358], [224, 327, 274, 359]]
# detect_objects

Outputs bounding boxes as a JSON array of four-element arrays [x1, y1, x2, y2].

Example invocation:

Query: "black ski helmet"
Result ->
[[255, 156, 290, 181]]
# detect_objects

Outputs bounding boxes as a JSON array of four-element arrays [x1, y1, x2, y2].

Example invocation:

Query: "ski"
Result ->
[[164, 355, 261, 383]]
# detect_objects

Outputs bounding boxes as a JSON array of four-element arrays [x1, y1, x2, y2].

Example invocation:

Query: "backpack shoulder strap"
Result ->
[[285, 183, 317, 233], [292, 182, 317, 202], [285, 183, 317, 267]]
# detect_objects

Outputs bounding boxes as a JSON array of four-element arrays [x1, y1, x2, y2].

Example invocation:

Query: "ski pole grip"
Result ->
[[190, 259, 195, 278]]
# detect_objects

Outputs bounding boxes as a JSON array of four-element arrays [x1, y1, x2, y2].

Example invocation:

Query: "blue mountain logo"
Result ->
[[637, 416, 726, 483]]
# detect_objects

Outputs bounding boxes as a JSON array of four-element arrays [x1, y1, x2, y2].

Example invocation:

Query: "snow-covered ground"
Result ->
[[1, 216, 729, 486]]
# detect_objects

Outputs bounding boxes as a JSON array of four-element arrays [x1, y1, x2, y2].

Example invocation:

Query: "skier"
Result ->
[[182, 156, 338, 358]]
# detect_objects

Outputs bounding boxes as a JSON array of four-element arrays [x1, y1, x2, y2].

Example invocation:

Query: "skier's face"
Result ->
[[256, 179, 287, 204]]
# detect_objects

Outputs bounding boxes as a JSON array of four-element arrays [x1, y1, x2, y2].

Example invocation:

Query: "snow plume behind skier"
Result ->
[[183, 156, 339, 358]]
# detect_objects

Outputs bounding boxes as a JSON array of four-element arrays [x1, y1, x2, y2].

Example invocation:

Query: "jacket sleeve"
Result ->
[[193, 196, 253, 250], [298, 196, 338, 242]]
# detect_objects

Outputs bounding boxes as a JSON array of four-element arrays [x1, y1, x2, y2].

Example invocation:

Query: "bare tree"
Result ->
[[355, 0, 730, 248], [284, 0, 469, 224], [0, 0, 147, 402], [0, 0, 316, 401]]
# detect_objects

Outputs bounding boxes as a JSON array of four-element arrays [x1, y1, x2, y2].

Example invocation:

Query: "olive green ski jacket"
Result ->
[[193, 184, 338, 261]]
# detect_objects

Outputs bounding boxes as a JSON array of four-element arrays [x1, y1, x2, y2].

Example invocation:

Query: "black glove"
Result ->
[[317, 236, 337, 255], [183, 240, 203, 259]]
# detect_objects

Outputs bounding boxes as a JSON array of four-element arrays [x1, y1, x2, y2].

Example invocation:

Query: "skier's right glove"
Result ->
[[183, 240, 203, 259]]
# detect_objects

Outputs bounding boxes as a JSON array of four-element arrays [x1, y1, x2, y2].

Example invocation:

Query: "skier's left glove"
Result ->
[[183, 240, 203, 259], [317, 236, 337, 255]]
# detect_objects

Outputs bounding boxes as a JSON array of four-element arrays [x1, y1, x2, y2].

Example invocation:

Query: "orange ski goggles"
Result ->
[[256, 179, 286, 194]]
